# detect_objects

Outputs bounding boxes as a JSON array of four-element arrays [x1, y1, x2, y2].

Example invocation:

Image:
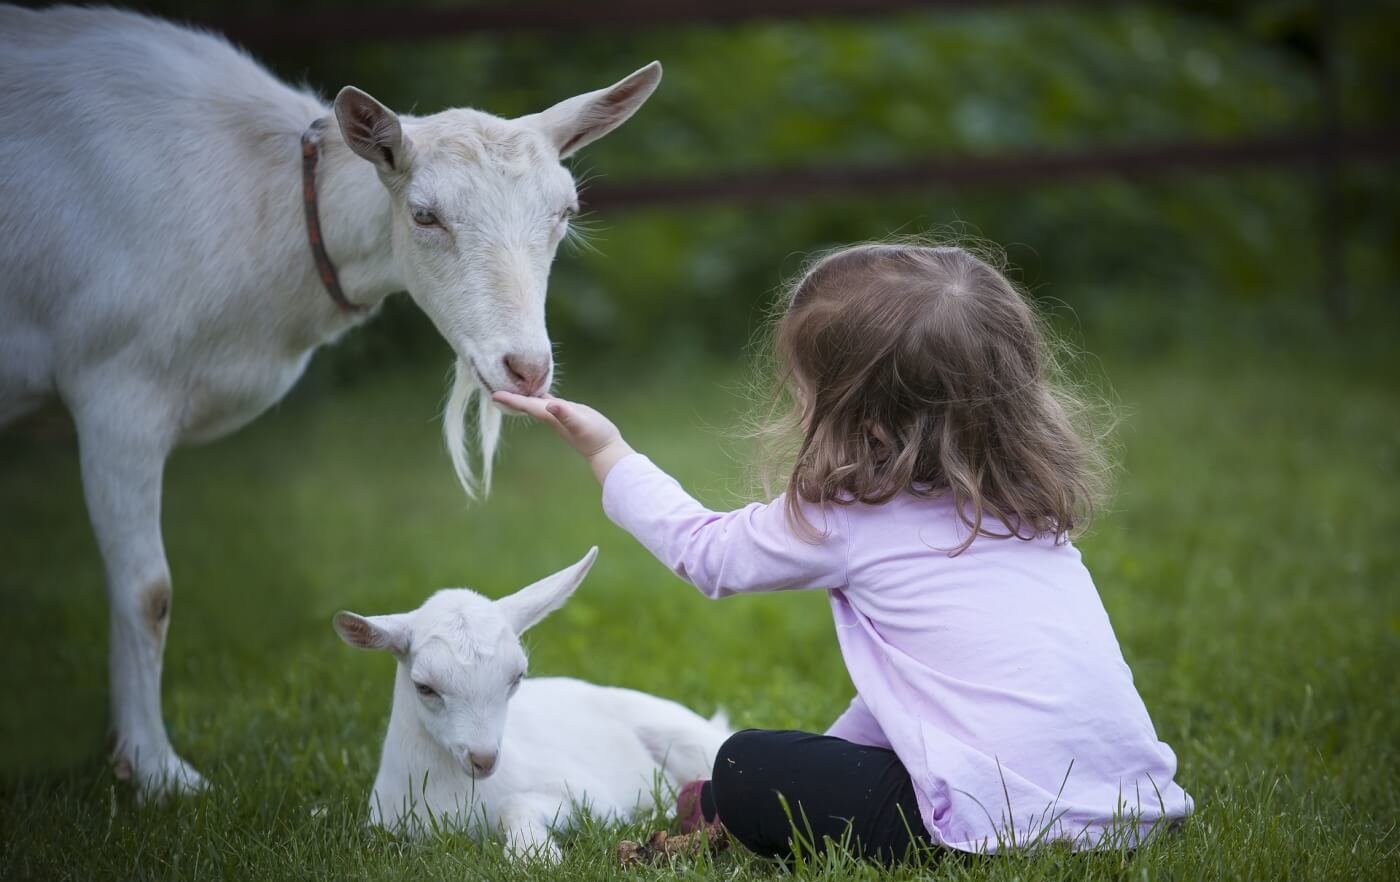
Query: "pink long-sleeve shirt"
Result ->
[[602, 453, 1192, 853]]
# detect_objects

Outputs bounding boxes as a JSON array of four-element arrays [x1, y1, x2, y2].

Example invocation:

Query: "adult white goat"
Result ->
[[0, 4, 661, 796], [333, 548, 728, 861]]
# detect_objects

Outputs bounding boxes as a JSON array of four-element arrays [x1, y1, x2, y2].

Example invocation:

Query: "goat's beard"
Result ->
[[442, 358, 502, 500]]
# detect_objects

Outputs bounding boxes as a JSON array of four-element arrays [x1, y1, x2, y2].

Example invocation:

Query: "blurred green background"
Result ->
[[111, 0, 1400, 370], [2, 2, 1397, 880]]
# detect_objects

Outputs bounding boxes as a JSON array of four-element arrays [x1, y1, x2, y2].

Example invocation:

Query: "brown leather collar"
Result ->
[[301, 118, 363, 314]]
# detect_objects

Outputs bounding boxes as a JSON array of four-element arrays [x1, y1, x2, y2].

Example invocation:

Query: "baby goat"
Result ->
[[333, 548, 728, 860]]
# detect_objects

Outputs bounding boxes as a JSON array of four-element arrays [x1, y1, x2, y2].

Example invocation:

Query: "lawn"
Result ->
[[1, 320, 1396, 881]]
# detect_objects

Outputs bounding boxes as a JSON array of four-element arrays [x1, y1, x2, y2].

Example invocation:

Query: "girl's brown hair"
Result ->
[[759, 241, 1106, 554]]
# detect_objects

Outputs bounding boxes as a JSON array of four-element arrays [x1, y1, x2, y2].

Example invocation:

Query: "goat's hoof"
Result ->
[[118, 750, 208, 801]]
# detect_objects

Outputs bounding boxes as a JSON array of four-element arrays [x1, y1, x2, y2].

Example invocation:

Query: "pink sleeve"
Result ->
[[826, 695, 892, 749], [601, 453, 848, 598]]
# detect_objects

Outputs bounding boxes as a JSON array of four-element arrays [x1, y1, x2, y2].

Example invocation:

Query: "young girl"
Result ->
[[495, 243, 1192, 861]]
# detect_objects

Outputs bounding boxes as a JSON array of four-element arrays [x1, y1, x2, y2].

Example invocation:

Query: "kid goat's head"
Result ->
[[331, 64, 662, 498], [332, 548, 597, 780]]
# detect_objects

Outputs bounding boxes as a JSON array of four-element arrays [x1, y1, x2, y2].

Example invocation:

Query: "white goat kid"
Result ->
[[333, 549, 728, 862], [0, 4, 661, 797]]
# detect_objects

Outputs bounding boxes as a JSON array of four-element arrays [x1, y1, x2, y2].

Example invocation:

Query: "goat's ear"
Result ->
[[333, 86, 408, 173], [333, 611, 411, 654], [498, 547, 598, 635], [525, 62, 662, 159]]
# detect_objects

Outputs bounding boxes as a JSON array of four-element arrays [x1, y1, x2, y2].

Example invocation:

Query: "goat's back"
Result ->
[[510, 677, 726, 771], [491, 678, 725, 814], [0, 5, 319, 164], [0, 5, 322, 347]]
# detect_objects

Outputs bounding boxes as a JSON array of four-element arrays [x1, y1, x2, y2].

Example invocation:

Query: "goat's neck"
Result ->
[[310, 135, 403, 310]]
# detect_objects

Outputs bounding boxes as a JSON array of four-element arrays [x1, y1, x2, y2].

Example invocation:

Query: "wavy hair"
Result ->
[[757, 241, 1108, 554]]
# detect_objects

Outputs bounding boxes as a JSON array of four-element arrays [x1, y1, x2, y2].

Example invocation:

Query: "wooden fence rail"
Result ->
[[214, 0, 1122, 45], [579, 128, 1398, 210], [202, 0, 1375, 320]]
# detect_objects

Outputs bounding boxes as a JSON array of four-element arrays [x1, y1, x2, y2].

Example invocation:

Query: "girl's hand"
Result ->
[[492, 391, 635, 484]]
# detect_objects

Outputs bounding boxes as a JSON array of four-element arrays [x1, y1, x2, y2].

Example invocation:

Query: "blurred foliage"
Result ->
[[97, 1, 1400, 369]]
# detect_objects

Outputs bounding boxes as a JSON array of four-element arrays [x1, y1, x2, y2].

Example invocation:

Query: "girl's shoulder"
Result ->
[[834, 489, 959, 532], [840, 488, 958, 516], [837, 490, 1074, 555]]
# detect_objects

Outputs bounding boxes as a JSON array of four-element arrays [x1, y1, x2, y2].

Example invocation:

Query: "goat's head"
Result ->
[[332, 547, 597, 780], [331, 64, 662, 497]]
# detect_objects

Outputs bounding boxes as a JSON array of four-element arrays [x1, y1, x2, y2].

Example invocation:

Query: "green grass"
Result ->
[[1, 330, 1396, 881]]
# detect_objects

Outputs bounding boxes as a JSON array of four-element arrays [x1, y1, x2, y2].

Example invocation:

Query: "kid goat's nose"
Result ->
[[503, 353, 550, 396], [468, 750, 498, 776]]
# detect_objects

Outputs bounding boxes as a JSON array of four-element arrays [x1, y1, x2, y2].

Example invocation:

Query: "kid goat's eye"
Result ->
[[414, 682, 438, 698], [559, 206, 577, 222], [411, 207, 439, 227]]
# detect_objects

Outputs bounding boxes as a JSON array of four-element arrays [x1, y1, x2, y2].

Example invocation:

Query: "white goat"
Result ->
[[0, 5, 660, 796], [333, 548, 729, 861]]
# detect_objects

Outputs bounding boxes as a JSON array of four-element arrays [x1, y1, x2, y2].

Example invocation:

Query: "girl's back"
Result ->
[[834, 492, 1183, 848]]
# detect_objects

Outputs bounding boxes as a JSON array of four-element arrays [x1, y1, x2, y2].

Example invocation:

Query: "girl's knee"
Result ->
[[712, 728, 777, 787], [711, 729, 799, 842]]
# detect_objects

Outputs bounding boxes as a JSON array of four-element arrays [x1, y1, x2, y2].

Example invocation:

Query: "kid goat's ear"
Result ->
[[333, 611, 411, 654], [498, 547, 599, 635], [526, 62, 662, 158], [333, 86, 408, 173]]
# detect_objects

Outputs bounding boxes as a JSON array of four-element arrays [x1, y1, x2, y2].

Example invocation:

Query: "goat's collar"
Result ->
[[300, 118, 364, 315]]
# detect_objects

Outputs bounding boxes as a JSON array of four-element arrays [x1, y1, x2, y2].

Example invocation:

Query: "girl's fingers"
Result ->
[[492, 390, 550, 419], [493, 392, 583, 443], [490, 390, 524, 411]]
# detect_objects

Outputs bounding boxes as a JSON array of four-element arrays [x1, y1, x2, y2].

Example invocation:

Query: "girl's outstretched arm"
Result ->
[[493, 391, 849, 598]]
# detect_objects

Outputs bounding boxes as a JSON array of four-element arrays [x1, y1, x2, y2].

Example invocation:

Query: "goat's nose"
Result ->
[[468, 750, 498, 776], [502, 353, 550, 396]]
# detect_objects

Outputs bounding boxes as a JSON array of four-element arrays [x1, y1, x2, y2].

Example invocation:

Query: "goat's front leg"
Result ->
[[499, 797, 563, 863], [75, 397, 205, 798]]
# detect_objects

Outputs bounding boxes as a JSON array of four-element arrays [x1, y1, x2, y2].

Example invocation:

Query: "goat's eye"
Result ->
[[414, 682, 439, 699], [411, 207, 440, 227], [509, 673, 524, 691], [559, 206, 577, 222]]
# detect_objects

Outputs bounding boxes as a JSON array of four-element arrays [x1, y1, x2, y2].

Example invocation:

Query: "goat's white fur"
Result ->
[[334, 549, 729, 862], [0, 4, 661, 795]]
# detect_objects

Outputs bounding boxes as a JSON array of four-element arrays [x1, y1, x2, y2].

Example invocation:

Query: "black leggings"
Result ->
[[702, 729, 933, 863]]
